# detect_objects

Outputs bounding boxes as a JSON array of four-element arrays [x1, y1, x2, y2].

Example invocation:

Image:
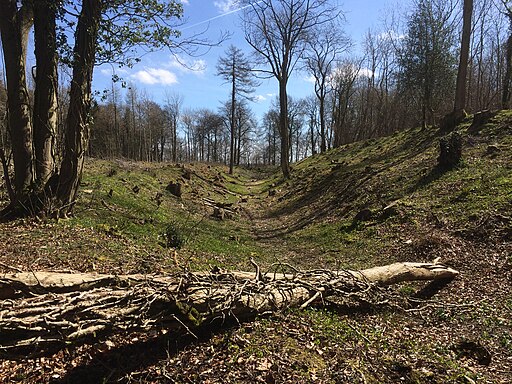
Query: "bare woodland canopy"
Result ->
[[0, 0, 509, 212], [84, 0, 509, 167]]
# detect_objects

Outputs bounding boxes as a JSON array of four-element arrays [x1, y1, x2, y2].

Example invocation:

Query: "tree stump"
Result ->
[[469, 110, 495, 134], [437, 132, 463, 170], [166, 182, 182, 198]]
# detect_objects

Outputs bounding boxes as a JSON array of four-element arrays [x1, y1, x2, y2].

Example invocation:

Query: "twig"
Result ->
[[171, 314, 198, 339], [300, 290, 323, 309], [0, 261, 23, 273], [250, 257, 262, 281], [346, 322, 371, 344]]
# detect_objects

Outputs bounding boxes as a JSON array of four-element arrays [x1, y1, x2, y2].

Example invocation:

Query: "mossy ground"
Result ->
[[1, 112, 511, 383]]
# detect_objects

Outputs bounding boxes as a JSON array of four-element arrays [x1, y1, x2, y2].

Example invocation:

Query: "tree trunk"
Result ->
[[0, 2, 34, 196], [439, 0, 473, 134], [229, 65, 236, 175], [279, 79, 290, 178], [0, 146, 15, 201], [33, 0, 58, 186], [237, 115, 242, 166], [454, 0, 473, 113], [319, 93, 326, 153], [0, 262, 458, 355], [57, 0, 102, 215], [172, 116, 178, 162], [502, 32, 512, 109]]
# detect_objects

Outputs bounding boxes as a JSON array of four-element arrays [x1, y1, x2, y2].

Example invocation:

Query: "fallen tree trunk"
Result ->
[[0, 262, 458, 355]]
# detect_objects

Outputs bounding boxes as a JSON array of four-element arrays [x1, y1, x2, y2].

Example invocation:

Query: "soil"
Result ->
[[1, 189, 511, 383]]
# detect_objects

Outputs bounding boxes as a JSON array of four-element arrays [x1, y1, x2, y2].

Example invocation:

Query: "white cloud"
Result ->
[[99, 67, 129, 77], [358, 67, 374, 79], [180, 0, 189, 4], [330, 65, 374, 81], [131, 68, 178, 85], [304, 75, 316, 84], [378, 30, 405, 41], [168, 55, 207, 75], [214, 0, 240, 13], [254, 94, 267, 102]]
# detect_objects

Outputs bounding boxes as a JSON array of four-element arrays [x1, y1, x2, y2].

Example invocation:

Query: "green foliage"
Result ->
[[57, 1, 184, 68], [398, 0, 457, 121], [99, 1, 183, 66], [161, 221, 185, 249], [437, 131, 463, 169]]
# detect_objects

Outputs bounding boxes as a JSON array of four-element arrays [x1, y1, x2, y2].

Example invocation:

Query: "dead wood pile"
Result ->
[[0, 262, 458, 355]]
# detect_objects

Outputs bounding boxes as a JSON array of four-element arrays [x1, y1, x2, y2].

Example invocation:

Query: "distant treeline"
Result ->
[[0, 0, 507, 168]]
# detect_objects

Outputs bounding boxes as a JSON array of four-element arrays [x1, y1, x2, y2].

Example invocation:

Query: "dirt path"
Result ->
[[231, 175, 324, 268]]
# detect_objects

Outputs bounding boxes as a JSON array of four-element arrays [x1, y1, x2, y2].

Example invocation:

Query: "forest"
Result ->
[[26, 1, 512, 164], [0, 0, 511, 383]]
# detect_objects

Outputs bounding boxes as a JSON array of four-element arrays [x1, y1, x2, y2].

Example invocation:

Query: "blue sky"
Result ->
[[93, 0, 402, 119]]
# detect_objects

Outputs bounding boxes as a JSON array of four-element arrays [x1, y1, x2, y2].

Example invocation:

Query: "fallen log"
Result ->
[[0, 262, 458, 355]]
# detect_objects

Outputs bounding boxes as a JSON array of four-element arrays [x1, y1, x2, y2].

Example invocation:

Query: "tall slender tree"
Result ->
[[454, 0, 473, 114], [441, 0, 473, 131], [502, 1, 512, 108], [304, 22, 350, 153], [164, 92, 183, 163], [216, 45, 257, 174], [0, 0, 34, 197]]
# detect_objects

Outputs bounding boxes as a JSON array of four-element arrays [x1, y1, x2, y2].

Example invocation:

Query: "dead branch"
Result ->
[[0, 262, 458, 355]]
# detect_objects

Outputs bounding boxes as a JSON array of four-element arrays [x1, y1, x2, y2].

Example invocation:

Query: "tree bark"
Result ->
[[0, 262, 458, 355], [33, 0, 58, 186], [502, 33, 512, 109], [279, 79, 291, 178], [0, 146, 15, 201], [229, 61, 236, 175], [440, 0, 473, 133], [0, 1, 34, 196], [319, 89, 326, 153], [454, 0, 473, 113], [57, 0, 102, 214]]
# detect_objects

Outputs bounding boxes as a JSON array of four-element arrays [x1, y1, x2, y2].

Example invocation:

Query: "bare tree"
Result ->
[[216, 45, 257, 174], [243, 0, 339, 178], [454, 0, 474, 113], [181, 109, 197, 162], [262, 109, 279, 165], [304, 95, 319, 156], [164, 92, 183, 163], [441, 0, 474, 131], [467, 0, 505, 111], [304, 22, 350, 153], [331, 59, 363, 147]]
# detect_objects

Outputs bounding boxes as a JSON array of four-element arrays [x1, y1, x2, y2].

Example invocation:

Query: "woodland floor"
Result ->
[[1, 113, 512, 383]]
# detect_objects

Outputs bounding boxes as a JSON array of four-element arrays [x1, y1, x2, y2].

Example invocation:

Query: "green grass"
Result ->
[[65, 160, 269, 270], [56, 111, 511, 275], [2, 112, 511, 384]]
